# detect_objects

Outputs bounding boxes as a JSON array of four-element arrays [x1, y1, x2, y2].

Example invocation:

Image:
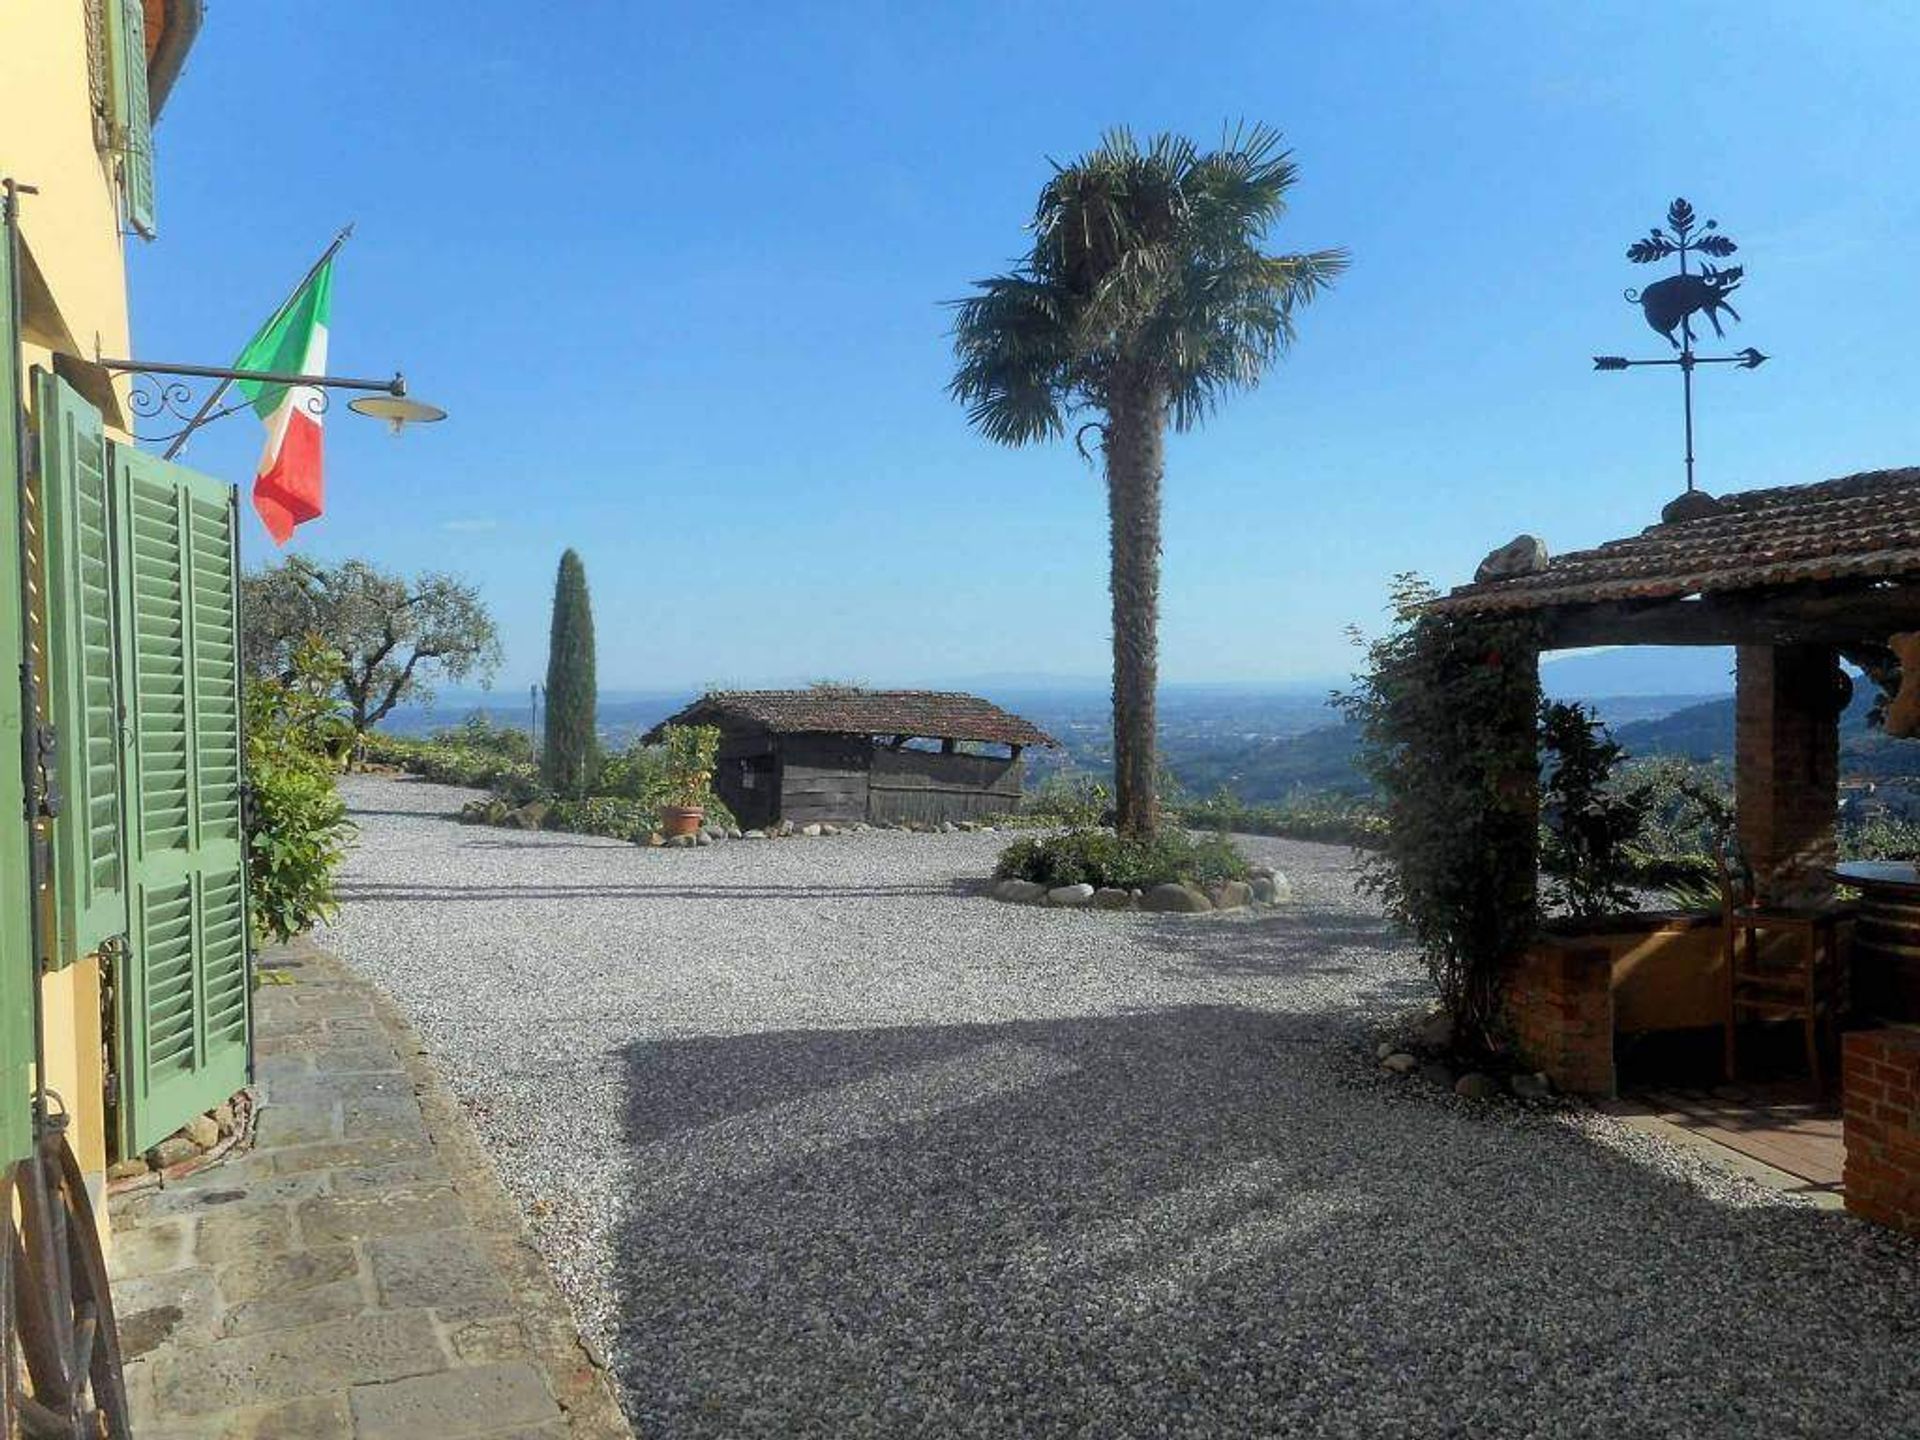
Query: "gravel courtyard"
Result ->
[[324, 774, 1920, 1439]]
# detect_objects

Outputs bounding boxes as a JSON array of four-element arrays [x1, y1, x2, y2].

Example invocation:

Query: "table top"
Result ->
[[1834, 860, 1920, 892]]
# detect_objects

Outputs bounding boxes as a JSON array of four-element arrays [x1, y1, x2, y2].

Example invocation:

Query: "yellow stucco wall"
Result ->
[[0, 0, 134, 372], [1, 1, 142, 1197]]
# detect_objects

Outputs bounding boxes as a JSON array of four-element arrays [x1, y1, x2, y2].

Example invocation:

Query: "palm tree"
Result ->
[[950, 125, 1345, 836]]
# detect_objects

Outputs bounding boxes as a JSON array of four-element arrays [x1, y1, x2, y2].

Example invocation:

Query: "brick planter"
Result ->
[[1842, 1027, 1920, 1235], [1500, 913, 1725, 1097]]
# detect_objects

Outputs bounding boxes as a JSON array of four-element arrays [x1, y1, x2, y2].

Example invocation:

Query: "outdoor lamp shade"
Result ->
[[348, 393, 447, 433]]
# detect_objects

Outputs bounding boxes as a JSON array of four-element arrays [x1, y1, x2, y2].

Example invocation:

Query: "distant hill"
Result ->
[[381, 675, 1838, 808], [1612, 697, 1736, 761], [1540, 647, 1734, 699], [1613, 687, 1920, 786]]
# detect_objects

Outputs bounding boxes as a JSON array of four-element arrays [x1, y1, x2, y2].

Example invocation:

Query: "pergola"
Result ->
[[1431, 467, 1920, 911]]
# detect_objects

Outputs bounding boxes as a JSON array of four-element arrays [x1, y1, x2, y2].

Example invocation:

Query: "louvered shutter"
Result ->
[[36, 374, 125, 968], [0, 235, 35, 1162], [105, 0, 156, 239], [112, 447, 246, 1154]]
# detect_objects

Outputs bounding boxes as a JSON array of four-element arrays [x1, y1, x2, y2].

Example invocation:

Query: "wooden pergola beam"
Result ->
[[1538, 583, 1920, 650]]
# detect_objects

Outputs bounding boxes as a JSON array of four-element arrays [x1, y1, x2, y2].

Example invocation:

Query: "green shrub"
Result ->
[[1842, 814, 1920, 861], [994, 826, 1250, 890], [1539, 701, 1651, 920], [543, 796, 658, 842], [363, 721, 539, 795], [1174, 786, 1386, 849], [369, 720, 735, 838], [249, 763, 353, 944], [1338, 574, 1542, 1052], [1022, 773, 1114, 828], [246, 640, 357, 944], [660, 724, 720, 808], [596, 738, 668, 802]]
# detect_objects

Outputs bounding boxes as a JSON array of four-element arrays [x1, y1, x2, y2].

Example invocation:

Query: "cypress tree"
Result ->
[[542, 548, 597, 796]]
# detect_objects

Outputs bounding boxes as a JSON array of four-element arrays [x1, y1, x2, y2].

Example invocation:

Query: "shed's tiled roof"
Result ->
[[644, 690, 1057, 747], [1432, 468, 1920, 615]]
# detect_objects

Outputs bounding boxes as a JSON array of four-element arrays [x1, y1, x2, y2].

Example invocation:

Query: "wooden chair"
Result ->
[[1716, 844, 1847, 1096]]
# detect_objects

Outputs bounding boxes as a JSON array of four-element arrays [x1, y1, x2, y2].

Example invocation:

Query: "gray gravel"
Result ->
[[324, 774, 1920, 1439]]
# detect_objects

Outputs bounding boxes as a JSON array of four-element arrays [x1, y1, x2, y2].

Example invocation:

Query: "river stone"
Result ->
[[1454, 1072, 1500, 1100], [184, 1113, 221, 1150], [994, 879, 1047, 904], [1416, 1009, 1457, 1051], [503, 801, 548, 831], [1210, 880, 1254, 910], [1381, 1052, 1418, 1075], [801, 823, 823, 837], [1047, 883, 1095, 907], [146, 1136, 198, 1170], [1143, 883, 1211, 914], [1091, 888, 1132, 910], [1418, 1061, 1456, 1089], [1510, 1072, 1553, 1100]]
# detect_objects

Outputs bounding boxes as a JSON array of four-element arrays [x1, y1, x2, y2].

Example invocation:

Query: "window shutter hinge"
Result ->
[[32, 723, 60, 819]]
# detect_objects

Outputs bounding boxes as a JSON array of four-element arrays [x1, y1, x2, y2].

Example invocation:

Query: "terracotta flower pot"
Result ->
[[662, 805, 705, 838]]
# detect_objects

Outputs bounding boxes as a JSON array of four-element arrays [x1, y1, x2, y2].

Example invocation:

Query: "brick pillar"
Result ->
[[1735, 644, 1839, 907], [1502, 941, 1615, 1095], [1843, 1028, 1920, 1234]]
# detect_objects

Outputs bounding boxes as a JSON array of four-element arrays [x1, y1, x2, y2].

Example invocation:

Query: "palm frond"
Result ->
[[951, 122, 1345, 445], [948, 273, 1073, 446]]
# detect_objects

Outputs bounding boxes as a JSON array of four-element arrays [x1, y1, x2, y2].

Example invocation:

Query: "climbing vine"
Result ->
[[1338, 576, 1542, 1052]]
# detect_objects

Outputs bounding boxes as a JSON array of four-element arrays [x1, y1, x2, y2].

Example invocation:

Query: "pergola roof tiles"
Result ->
[[1432, 468, 1920, 617]]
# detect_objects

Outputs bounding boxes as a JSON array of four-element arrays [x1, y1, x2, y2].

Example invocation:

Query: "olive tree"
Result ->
[[242, 556, 502, 732]]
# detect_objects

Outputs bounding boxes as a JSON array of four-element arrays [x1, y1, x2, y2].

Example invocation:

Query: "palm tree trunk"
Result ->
[[1104, 376, 1165, 837]]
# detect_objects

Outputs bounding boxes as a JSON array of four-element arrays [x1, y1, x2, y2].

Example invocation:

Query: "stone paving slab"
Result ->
[[109, 936, 632, 1439]]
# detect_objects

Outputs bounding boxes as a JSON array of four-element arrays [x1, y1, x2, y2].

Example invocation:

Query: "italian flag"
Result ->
[[236, 258, 333, 545]]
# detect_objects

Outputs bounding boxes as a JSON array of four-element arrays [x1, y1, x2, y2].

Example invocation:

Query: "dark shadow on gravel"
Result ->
[[608, 1004, 1920, 1440], [336, 881, 976, 903], [342, 806, 468, 820]]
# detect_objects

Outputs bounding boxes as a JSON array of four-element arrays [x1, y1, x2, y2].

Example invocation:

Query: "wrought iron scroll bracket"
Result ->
[[92, 358, 408, 452]]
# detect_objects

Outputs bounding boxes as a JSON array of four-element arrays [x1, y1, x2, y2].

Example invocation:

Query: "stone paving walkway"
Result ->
[[107, 936, 631, 1439]]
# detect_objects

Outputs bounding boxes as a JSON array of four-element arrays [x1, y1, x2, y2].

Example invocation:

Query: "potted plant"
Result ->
[[659, 723, 719, 838]]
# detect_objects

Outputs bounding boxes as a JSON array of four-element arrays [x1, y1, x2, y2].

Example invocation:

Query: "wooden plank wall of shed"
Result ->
[[869, 746, 1021, 825], [778, 734, 873, 824], [713, 723, 779, 830]]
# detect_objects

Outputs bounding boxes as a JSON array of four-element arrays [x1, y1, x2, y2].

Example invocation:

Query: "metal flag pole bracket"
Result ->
[[92, 358, 443, 448], [1591, 197, 1771, 519]]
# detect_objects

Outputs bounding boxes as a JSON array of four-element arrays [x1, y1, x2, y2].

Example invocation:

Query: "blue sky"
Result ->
[[129, 2, 1920, 694]]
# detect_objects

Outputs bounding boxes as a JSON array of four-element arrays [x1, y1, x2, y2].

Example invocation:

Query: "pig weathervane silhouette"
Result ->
[[1593, 197, 1769, 508]]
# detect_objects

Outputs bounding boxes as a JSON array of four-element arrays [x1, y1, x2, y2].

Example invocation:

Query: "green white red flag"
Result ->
[[235, 258, 333, 544]]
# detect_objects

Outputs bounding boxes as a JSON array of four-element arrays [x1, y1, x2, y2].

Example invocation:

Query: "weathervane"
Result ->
[[1593, 197, 1768, 518]]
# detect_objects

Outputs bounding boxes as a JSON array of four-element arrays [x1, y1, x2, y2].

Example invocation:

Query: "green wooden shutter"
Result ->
[[112, 447, 246, 1155], [0, 235, 36, 1163], [105, 0, 156, 239], [35, 374, 125, 969]]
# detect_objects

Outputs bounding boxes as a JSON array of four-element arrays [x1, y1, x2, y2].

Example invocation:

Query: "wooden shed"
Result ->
[[643, 689, 1056, 829]]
